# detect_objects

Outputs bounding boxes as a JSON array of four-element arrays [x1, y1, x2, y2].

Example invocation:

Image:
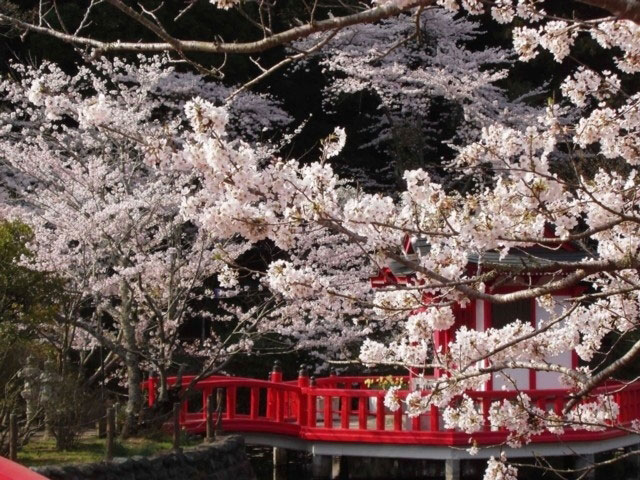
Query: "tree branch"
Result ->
[[564, 337, 640, 413], [577, 0, 640, 23], [0, 1, 434, 55], [386, 250, 638, 304]]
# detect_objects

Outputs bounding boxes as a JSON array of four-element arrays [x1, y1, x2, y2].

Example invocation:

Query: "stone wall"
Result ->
[[32, 435, 256, 480]]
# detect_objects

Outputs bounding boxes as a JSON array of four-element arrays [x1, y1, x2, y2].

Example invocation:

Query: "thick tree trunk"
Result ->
[[157, 368, 169, 404], [119, 280, 142, 439]]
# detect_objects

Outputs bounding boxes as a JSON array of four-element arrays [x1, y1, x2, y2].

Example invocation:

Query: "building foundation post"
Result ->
[[445, 459, 460, 480], [331, 455, 342, 479], [312, 454, 332, 479], [625, 443, 640, 480], [574, 453, 595, 480], [273, 447, 287, 480]]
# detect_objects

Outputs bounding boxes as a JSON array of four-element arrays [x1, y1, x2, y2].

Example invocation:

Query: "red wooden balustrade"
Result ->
[[142, 373, 640, 446]]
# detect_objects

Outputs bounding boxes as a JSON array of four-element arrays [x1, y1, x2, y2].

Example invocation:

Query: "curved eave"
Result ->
[[387, 251, 590, 278]]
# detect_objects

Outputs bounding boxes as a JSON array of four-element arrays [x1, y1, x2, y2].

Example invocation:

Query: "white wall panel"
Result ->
[[536, 296, 572, 389]]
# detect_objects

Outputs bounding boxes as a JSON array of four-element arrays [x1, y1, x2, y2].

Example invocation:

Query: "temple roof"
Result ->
[[387, 238, 590, 277]]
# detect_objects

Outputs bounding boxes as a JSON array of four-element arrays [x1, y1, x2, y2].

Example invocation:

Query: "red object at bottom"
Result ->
[[0, 456, 49, 480]]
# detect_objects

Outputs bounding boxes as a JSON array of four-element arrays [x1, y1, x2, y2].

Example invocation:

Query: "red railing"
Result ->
[[142, 371, 640, 446]]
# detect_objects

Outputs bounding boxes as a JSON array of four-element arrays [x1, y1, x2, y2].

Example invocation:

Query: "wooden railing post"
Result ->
[[324, 392, 332, 429], [329, 369, 336, 389], [147, 370, 156, 407], [376, 393, 385, 431], [270, 361, 283, 422], [267, 369, 273, 419], [206, 393, 215, 443], [330, 370, 340, 418], [297, 365, 310, 426], [250, 387, 260, 420], [9, 413, 17, 461], [430, 405, 439, 432], [105, 407, 115, 461], [201, 388, 209, 423], [172, 402, 181, 452], [341, 395, 349, 429], [411, 414, 420, 431], [215, 388, 224, 435], [267, 361, 282, 419], [226, 386, 237, 420], [308, 376, 317, 428], [96, 403, 106, 438], [276, 390, 285, 422], [359, 397, 369, 430], [481, 398, 490, 432], [554, 395, 564, 416], [393, 403, 403, 431], [271, 360, 283, 382]]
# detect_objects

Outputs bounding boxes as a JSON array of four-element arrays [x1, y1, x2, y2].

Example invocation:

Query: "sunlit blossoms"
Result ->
[[321, 127, 347, 160], [384, 386, 402, 412], [566, 396, 620, 432], [442, 395, 483, 434], [210, 0, 240, 9], [489, 395, 545, 447], [405, 390, 430, 416], [142, 6, 640, 466], [150, 5, 640, 476], [185, 97, 230, 134], [483, 454, 518, 480], [0, 56, 291, 428]]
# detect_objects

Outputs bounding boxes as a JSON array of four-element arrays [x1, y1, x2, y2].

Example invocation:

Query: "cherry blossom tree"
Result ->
[[292, 6, 544, 189], [0, 54, 380, 433], [2, 0, 640, 477], [0, 55, 291, 434], [148, 2, 640, 476]]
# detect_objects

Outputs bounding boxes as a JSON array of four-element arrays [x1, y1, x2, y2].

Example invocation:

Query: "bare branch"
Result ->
[[0, 1, 435, 56], [577, 0, 640, 23], [225, 28, 340, 101]]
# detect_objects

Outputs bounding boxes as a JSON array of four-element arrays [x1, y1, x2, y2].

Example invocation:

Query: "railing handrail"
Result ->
[[148, 375, 639, 392], [180, 377, 301, 392]]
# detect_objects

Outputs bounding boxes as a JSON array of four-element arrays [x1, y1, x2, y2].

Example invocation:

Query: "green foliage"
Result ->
[[18, 434, 200, 466], [0, 220, 62, 335], [0, 220, 64, 453], [41, 368, 103, 450], [364, 375, 407, 390]]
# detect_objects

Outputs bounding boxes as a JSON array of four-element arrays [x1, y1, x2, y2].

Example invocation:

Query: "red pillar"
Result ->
[[147, 371, 156, 407], [297, 365, 310, 425], [268, 360, 283, 419]]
